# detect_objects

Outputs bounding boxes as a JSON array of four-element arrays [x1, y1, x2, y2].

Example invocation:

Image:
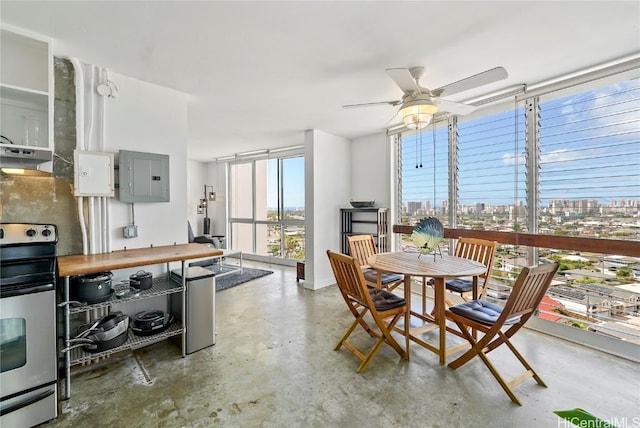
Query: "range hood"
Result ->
[[0, 144, 53, 171]]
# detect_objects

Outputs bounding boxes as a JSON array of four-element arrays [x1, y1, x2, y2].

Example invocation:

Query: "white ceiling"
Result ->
[[2, 1, 639, 161]]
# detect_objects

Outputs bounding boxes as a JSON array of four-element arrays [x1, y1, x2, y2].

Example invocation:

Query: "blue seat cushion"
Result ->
[[446, 278, 473, 293], [363, 269, 403, 285], [449, 300, 520, 325], [368, 289, 406, 311]]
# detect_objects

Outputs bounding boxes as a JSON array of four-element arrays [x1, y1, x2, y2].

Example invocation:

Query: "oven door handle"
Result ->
[[0, 388, 55, 417], [0, 282, 54, 298]]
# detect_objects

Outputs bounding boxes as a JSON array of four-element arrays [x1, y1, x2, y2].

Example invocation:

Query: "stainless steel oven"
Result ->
[[0, 223, 58, 427]]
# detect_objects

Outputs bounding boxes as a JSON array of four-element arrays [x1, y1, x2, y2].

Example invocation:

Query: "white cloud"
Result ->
[[501, 151, 524, 166], [501, 147, 615, 166]]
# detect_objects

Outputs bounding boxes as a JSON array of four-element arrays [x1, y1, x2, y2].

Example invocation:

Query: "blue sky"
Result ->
[[267, 156, 305, 209]]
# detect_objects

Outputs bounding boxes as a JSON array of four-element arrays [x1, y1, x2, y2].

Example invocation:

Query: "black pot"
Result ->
[[129, 270, 153, 290], [71, 271, 113, 304]]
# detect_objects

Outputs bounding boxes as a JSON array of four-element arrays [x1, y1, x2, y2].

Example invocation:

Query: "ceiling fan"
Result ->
[[343, 66, 508, 129]]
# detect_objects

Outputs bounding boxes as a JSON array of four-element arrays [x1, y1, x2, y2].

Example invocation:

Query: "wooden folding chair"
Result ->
[[422, 237, 497, 316], [327, 250, 409, 373], [446, 237, 498, 301], [445, 262, 559, 405], [347, 234, 403, 291]]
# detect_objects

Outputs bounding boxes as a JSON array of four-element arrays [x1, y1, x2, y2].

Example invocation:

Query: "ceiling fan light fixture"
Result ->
[[402, 112, 432, 129], [398, 96, 439, 129]]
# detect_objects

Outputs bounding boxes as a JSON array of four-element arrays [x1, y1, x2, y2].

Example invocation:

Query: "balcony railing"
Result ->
[[393, 225, 640, 362]]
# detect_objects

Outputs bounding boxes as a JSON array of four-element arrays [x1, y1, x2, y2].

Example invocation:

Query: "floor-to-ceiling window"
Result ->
[[229, 150, 305, 263], [397, 63, 640, 355]]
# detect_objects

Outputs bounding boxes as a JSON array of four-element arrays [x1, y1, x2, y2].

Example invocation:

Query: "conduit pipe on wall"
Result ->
[[100, 67, 111, 253], [86, 65, 97, 254], [69, 60, 116, 255], [69, 57, 89, 255], [101, 197, 108, 253], [88, 196, 95, 254], [71, 62, 118, 255]]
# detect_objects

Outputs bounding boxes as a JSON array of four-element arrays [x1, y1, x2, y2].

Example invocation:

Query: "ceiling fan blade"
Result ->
[[386, 68, 420, 94], [436, 99, 477, 116], [386, 106, 402, 125], [433, 66, 508, 97], [342, 100, 401, 109]]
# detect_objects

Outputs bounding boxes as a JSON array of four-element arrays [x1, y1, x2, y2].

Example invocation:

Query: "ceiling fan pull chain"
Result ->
[[415, 133, 419, 168], [419, 129, 423, 168], [433, 124, 437, 211]]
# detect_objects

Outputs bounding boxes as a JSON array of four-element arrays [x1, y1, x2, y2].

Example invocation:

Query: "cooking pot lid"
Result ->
[[134, 309, 165, 322], [131, 270, 152, 279], [74, 271, 113, 282]]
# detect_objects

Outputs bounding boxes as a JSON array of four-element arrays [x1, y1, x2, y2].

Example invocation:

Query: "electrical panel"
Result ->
[[118, 150, 170, 203], [74, 150, 115, 197]]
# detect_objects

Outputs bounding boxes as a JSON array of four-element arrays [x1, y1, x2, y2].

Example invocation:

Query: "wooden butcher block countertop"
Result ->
[[57, 243, 223, 277]]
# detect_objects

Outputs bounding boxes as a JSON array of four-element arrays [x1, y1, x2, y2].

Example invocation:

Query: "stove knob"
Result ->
[[42, 229, 52, 237], [26, 228, 37, 237]]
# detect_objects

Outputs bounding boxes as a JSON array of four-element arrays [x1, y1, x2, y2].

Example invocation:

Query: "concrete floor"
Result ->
[[48, 261, 639, 428]]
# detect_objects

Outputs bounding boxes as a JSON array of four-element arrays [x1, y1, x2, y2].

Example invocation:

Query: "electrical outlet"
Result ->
[[123, 225, 138, 238]]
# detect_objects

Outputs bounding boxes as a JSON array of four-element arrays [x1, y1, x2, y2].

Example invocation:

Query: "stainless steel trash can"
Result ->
[[170, 266, 216, 354]]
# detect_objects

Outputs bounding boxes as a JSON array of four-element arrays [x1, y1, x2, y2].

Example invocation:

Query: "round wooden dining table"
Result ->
[[368, 251, 485, 364]]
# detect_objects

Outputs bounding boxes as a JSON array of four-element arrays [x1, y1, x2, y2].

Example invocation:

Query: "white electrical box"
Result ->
[[74, 150, 115, 197], [123, 225, 138, 238]]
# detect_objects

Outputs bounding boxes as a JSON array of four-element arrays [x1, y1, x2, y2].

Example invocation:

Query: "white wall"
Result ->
[[350, 132, 392, 208], [209, 162, 227, 237], [305, 129, 351, 290], [187, 159, 207, 236], [104, 71, 189, 249], [187, 161, 226, 237], [351, 131, 401, 250]]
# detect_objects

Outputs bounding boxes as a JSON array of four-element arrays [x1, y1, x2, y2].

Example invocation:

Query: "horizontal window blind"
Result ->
[[538, 76, 640, 239], [456, 105, 527, 232], [400, 124, 449, 226]]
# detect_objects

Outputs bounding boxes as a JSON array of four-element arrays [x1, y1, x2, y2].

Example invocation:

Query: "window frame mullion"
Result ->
[[395, 134, 403, 251], [448, 116, 458, 254], [525, 97, 540, 265]]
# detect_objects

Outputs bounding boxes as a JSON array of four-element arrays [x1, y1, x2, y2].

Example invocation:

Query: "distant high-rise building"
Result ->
[[407, 201, 422, 216]]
